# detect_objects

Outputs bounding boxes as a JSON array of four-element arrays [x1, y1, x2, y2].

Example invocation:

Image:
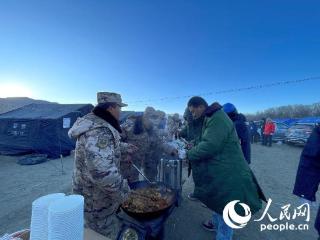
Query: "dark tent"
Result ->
[[0, 103, 93, 158]]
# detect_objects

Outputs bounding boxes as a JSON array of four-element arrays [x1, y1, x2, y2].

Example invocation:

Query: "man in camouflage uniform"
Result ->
[[120, 114, 150, 183], [167, 113, 182, 140], [68, 92, 136, 238], [142, 107, 177, 181]]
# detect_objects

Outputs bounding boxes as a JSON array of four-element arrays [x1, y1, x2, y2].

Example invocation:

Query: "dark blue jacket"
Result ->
[[293, 125, 320, 233], [229, 113, 251, 164], [249, 122, 258, 135], [293, 125, 320, 201]]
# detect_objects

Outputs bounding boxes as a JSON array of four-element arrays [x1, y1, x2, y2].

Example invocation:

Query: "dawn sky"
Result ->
[[0, 0, 319, 114]]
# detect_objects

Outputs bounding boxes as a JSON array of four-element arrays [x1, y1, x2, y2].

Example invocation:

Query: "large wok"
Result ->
[[120, 181, 176, 220]]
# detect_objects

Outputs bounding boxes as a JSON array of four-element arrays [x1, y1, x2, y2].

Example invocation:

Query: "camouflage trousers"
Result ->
[[85, 214, 120, 239], [73, 184, 122, 239]]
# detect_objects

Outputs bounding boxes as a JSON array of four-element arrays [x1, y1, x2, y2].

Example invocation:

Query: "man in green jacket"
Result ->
[[180, 107, 205, 143], [187, 97, 266, 240], [179, 100, 206, 201]]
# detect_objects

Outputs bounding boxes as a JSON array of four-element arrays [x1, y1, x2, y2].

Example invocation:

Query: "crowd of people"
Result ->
[[67, 91, 319, 240], [249, 118, 276, 147]]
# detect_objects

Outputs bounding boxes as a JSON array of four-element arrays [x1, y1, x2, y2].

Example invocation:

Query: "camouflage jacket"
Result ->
[[167, 117, 181, 139], [68, 113, 129, 194], [121, 120, 150, 156]]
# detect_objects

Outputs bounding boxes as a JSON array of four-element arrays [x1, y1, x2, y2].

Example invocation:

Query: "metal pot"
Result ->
[[158, 158, 182, 191], [120, 181, 176, 220]]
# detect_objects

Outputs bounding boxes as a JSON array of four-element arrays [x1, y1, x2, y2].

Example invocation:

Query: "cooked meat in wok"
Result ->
[[122, 187, 173, 213]]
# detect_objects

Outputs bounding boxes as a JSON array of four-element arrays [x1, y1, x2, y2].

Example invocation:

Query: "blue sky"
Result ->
[[0, 0, 319, 114]]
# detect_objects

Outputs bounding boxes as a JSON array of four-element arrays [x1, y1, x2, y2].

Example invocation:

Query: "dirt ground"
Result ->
[[1, 143, 319, 239], [0, 155, 73, 235]]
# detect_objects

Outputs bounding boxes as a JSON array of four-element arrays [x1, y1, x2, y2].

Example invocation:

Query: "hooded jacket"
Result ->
[[68, 112, 129, 237]]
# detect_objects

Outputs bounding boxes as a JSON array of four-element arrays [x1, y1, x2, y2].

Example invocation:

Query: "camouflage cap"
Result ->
[[97, 92, 128, 107], [157, 110, 166, 118], [144, 107, 156, 115]]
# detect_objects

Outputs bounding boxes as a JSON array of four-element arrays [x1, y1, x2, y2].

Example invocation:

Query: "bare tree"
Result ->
[[245, 102, 320, 120]]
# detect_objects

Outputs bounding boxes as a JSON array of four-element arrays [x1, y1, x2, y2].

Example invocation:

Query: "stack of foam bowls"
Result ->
[[48, 195, 84, 240], [0, 234, 10, 240], [30, 193, 66, 240]]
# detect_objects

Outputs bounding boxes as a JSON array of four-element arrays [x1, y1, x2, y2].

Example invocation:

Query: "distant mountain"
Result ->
[[0, 97, 53, 114]]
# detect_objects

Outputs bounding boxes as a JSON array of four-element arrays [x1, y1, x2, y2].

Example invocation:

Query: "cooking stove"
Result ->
[[116, 157, 183, 240], [116, 203, 176, 240]]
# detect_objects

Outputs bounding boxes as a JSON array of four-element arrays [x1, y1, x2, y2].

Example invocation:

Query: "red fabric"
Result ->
[[264, 122, 275, 135]]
